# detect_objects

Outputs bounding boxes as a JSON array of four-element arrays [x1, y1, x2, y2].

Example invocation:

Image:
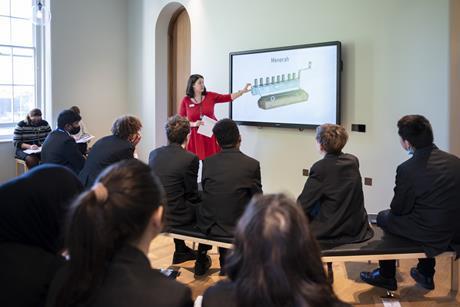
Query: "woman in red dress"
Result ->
[[179, 74, 251, 160]]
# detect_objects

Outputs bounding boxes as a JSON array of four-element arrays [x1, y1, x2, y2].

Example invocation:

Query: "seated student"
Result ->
[[79, 115, 142, 188], [0, 164, 83, 307], [41, 110, 85, 174], [47, 160, 193, 307], [195, 118, 262, 276], [149, 115, 200, 264], [69, 106, 90, 155], [361, 115, 460, 291], [13, 108, 52, 169], [297, 124, 373, 245], [202, 194, 351, 307]]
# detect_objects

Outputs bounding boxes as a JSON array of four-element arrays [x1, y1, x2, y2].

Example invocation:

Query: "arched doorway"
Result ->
[[155, 3, 191, 146], [168, 8, 191, 116]]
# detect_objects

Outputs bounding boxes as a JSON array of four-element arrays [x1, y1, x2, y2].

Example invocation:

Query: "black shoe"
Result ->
[[410, 267, 435, 290], [194, 255, 211, 276], [172, 248, 197, 264], [360, 268, 397, 291]]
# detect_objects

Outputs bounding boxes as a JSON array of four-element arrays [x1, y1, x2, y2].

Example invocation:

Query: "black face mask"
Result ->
[[69, 126, 81, 135]]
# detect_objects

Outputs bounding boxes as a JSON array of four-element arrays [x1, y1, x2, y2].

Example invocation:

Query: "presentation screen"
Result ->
[[230, 41, 341, 129]]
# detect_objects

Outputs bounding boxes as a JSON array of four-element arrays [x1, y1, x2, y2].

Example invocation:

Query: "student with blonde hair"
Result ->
[[297, 124, 373, 245]]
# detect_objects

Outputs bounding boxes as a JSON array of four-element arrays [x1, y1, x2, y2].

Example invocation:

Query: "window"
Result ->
[[0, 0, 46, 140]]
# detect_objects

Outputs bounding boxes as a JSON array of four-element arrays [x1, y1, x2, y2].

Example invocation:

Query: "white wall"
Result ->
[[128, 0, 456, 213], [0, 0, 129, 184], [50, 0, 129, 139]]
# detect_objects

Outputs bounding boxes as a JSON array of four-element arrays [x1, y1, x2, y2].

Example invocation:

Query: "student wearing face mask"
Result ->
[[13, 108, 52, 169], [41, 109, 86, 174], [79, 115, 142, 188]]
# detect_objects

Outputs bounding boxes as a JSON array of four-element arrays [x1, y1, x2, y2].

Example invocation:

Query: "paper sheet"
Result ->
[[76, 134, 95, 143], [24, 147, 42, 154], [197, 115, 217, 138]]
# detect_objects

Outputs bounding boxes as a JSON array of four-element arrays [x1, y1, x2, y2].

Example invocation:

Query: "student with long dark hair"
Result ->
[[202, 194, 350, 307], [0, 164, 83, 307], [47, 159, 193, 307]]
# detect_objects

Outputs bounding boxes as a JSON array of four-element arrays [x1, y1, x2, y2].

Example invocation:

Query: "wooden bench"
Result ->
[[162, 225, 232, 249], [162, 225, 458, 292], [320, 226, 458, 292], [15, 159, 28, 176]]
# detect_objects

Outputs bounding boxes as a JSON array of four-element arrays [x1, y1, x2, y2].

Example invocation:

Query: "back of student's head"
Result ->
[[57, 109, 81, 129], [226, 194, 340, 307], [26, 108, 42, 123], [315, 124, 348, 154], [69, 106, 80, 115], [165, 115, 190, 144], [213, 118, 240, 149], [56, 159, 164, 307], [397, 115, 433, 149], [111, 115, 142, 140]]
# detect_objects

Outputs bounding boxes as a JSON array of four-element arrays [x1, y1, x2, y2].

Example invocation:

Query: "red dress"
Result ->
[[179, 91, 232, 160]]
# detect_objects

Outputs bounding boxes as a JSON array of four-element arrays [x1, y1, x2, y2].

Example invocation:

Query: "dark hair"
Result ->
[[165, 115, 190, 144], [186, 74, 207, 98], [226, 194, 341, 307], [70, 106, 81, 115], [57, 110, 81, 129], [213, 118, 240, 148], [55, 159, 165, 307], [315, 124, 348, 154], [26, 108, 42, 123], [111, 115, 142, 140], [397, 115, 434, 149]]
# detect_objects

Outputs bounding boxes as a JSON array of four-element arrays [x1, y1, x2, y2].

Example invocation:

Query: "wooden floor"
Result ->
[[148, 236, 460, 306]]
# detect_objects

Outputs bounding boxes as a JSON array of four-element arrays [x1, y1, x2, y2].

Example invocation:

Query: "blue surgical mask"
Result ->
[[407, 147, 414, 156]]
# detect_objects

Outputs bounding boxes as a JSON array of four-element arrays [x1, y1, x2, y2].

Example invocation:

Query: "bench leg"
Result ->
[[327, 262, 334, 284], [451, 257, 458, 292]]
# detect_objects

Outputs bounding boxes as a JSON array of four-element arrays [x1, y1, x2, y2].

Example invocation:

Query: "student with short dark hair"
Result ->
[[13, 108, 51, 169], [41, 110, 85, 174], [149, 115, 200, 264], [195, 118, 262, 276], [361, 115, 460, 291], [202, 194, 351, 307], [47, 159, 193, 307], [297, 124, 373, 245], [69, 106, 90, 154], [0, 164, 83, 307], [79, 115, 142, 187]]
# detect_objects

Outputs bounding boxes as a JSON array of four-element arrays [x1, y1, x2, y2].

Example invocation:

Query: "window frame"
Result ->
[[0, 0, 48, 141]]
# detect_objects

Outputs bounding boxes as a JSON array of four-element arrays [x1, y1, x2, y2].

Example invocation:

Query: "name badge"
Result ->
[[189, 104, 195, 108]]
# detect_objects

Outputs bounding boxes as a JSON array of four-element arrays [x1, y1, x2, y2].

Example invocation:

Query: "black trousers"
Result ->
[[377, 209, 436, 278]]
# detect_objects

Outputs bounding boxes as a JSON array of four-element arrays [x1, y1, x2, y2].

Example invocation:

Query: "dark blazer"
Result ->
[[202, 280, 351, 307], [79, 135, 134, 187], [0, 243, 64, 307], [46, 245, 193, 307], [383, 144, 460, 257], [41, 130, 85, 174], [149, 144, 200, 227], [198, 148, 262, 237], [297, 153, 373, 245]]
